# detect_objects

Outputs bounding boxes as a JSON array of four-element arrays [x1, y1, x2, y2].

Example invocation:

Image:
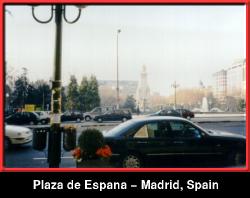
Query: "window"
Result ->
[[134, 125, 148, 138], [133, 122, 171, 138], [169, 121, 201, 139], [183, 123, 202, 138]]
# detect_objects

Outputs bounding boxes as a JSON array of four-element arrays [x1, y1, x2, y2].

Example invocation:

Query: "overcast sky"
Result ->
[[5, 5, 246, 96]]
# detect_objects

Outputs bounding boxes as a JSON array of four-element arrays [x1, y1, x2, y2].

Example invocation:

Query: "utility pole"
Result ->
[[116, 29, 121, 109], [172, 81, 179, 109]]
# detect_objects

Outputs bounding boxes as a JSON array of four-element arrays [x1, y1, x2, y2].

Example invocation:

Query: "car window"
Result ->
[[134, 123, 158, 138], [23, 112, 29, 118], [13, 113, 20, 119], [64, 112, 71, 116], [169, 121, 201, 139], [169, 121, 185, 137], [92, 108, 101, 113], [183, 123, 202, 138], [134, 125, 148, 138]]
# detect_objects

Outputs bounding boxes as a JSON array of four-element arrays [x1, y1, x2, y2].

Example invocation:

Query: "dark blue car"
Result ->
[[94, 109, 132, 123]]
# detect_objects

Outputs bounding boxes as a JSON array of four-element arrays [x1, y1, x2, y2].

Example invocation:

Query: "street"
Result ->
[[4, 117, 246, 168]]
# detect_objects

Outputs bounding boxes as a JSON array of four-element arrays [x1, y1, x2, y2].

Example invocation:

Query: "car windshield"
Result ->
[[155, 110, 162, 114], [104, 119, 138, 137], [104, 111, 112, 115]]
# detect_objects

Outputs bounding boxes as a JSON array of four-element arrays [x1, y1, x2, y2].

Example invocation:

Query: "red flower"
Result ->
[[96, 145, 112, 158], [72, 147, 82, 160]]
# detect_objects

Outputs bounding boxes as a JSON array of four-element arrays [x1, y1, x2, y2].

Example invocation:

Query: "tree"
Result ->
[[78, 76, 88, 112], [11, 68, 29, 109], [61, 86, 67, 112], [86, 75, 100, 111], [238, 99, 246, 112], [33, 80, 51, 110], [224, 96, 238, 112], [66, 75, 79, 111], [123, 95, 136, 112]]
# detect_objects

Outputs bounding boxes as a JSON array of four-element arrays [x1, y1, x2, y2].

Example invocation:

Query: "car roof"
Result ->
[[133, 116, 188, 122]]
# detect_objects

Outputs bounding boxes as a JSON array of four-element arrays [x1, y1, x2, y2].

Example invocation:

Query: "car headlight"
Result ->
[[25, 130, 32, 135], [17, 132, 22, 136]]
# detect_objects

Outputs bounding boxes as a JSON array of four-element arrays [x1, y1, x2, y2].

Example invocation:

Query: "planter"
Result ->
[[32, 127, 49, 151], [63, 126, 76, 151], [76, 158, 113, 168]]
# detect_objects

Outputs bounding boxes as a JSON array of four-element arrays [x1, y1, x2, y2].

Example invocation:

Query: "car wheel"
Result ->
[[41, 120, 46, 124], [98, 118, 103, 123], [85, 116, 91, 121], [228, 152, 245, 166], [122, 154, 142, 168], [29, 121, 35, 125], [5, 137, 12, 150], [122, 117, 127, 122], [76, 118, 81, 122]]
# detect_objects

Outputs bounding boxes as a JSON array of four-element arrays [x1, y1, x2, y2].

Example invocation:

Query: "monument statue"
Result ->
[[136, 65, 150, 112]]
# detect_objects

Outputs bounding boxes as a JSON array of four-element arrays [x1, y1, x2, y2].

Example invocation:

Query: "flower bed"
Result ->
[[72, 128, 113, 168]]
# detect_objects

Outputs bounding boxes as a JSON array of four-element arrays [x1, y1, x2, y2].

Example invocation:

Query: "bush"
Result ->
[[78, 129, 104, 157]]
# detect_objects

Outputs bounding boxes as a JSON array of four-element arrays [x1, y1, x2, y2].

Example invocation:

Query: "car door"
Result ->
[[168, 120, 222, 164], [6, 114, 17, 124], [105, 111, 114, 121], [126, 121, 172, 165], [22, 112, 30, 124]]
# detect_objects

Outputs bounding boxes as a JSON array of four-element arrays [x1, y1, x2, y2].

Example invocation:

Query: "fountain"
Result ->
[[201, 97, 209, 112]]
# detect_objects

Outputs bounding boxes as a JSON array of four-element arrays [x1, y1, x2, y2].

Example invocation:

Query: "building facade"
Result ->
[[212, 69, 227, 103], [212, 58, 246, 104], [227, 59, 246, 99]]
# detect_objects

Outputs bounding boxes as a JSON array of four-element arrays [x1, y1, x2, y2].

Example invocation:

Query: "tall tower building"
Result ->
[[136, 65, 150, 112], [212, 69, 227, 104]]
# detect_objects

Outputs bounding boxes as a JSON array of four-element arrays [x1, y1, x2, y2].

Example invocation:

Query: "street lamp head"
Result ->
[[117, 29, 121, 33], [31, 5, 85, 24], [75, 5, 87, 9]]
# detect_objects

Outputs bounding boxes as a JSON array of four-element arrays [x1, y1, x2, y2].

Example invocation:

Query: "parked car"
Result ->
[[5, 112, 42, 125], [150, 109, 181, 117], [61, 111, 83, 122], [94, 109, 132, 123], [104, 116, 246, 168], [34, 111, 50, 124], [5, 125, 32, 149], [84, 106, 115, 121], [176, 109, 195, 119]]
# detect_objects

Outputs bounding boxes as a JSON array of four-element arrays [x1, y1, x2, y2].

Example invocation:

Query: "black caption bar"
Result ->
[[0, 172, 249, 194]]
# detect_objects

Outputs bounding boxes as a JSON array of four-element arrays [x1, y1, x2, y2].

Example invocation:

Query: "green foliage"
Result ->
[[11, 68, 29, 108], [61, 86, 67, 112], [238, 99, 246, 112], [87, 75, 101, 110], [78, 129, 104, 157], [78, 75, 100, 112], [78, 76, 88, 112], [66, 75, 79, 111], [123, 95, 136, 112]]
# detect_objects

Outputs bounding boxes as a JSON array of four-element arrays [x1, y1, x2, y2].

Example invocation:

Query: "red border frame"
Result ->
[[0, 0, 249, 172]]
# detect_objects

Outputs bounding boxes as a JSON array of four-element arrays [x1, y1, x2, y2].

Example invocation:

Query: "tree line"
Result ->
[[5, 68, 101, 113], [6, 68, 137, 113]]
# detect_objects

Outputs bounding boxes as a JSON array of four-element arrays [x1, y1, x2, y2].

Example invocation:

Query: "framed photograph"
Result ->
[[1, 0, 248, 174]]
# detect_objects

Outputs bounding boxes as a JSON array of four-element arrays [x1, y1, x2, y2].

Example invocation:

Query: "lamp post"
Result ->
[[116, 29, 121, 109], [171, 81, 179, 109], [31, 5, 85, 167]]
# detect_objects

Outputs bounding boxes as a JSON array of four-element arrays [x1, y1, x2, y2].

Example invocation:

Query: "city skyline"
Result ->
[[5, 5, 246, 96]]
